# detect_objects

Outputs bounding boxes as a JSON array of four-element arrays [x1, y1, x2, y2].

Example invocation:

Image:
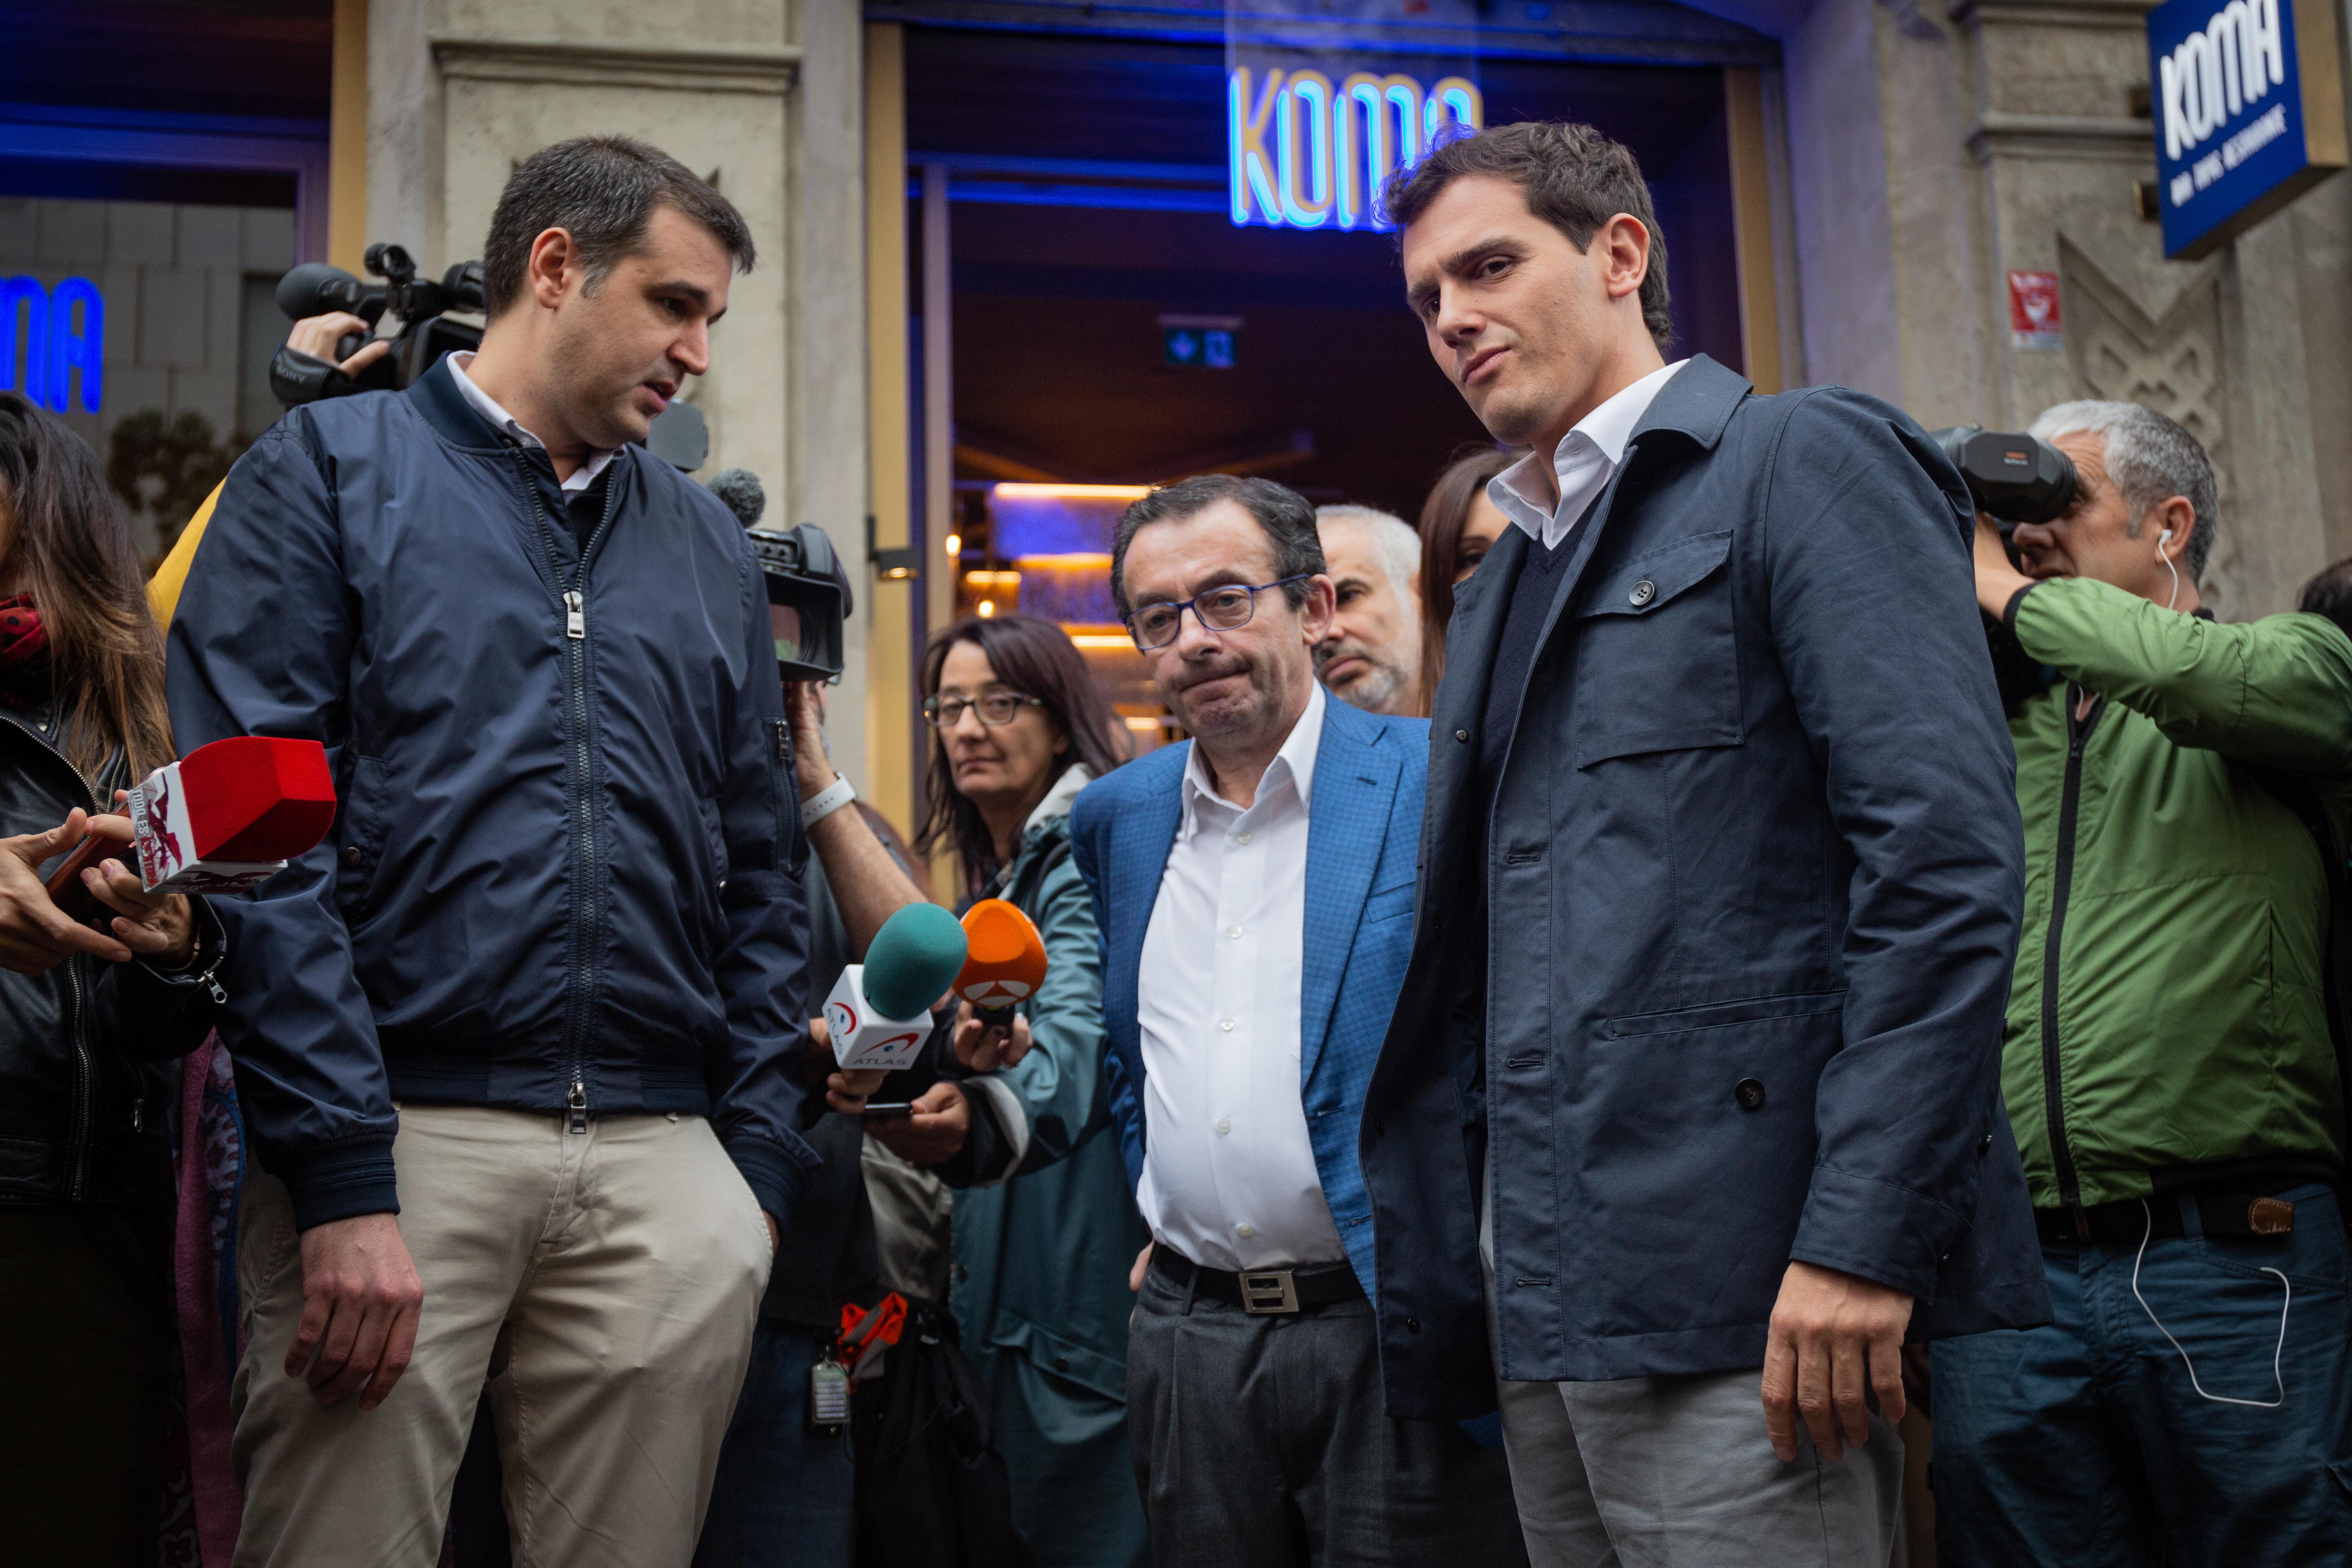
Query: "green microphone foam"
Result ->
[[863, 902, 970, 1020]]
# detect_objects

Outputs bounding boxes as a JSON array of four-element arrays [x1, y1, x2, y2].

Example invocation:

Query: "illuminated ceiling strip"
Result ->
[[994, 484, 1151, 500]]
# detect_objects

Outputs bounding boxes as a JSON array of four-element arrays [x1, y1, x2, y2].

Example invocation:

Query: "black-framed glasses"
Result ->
[[924, 691, 1047, 727], [1124, 575, 1311, 651]]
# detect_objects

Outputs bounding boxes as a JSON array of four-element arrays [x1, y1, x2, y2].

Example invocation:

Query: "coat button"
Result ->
[[1455, 729, 1470, 742], [1734, 1077, 1766, 1111], [1371, 1119, 1385, 1137], [342, 845, 363, 867], [1405, 1317, 1422, 1334], [1629, 579, 1657, 607]]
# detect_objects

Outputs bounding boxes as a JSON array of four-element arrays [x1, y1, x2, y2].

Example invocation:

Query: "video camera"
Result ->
[[703, 470, 851, 684], [1932, 426, 2079, 525], [268, 244, 484, 406], [266, 244, 711, 471]]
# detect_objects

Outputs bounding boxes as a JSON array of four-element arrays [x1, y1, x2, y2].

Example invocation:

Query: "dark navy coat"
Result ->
[[1359, 357, 2048, 1420], [167, 360, 817, 1232]]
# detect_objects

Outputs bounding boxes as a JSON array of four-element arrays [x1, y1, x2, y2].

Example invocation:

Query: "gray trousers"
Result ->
[[1481, 1169, 1903, 1567], [1127, 1259, 1528, 1568]]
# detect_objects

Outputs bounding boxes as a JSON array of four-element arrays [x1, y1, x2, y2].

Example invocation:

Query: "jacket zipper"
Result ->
[[517, 463, 622, 1135], [2039, 688, 2101, 1228]]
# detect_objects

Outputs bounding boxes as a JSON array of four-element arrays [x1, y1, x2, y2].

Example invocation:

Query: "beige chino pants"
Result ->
[[230, 1104, 773, 1568]]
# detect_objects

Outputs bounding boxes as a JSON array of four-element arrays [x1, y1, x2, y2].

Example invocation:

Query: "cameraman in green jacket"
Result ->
[[1936, 400, 2352, 1568]]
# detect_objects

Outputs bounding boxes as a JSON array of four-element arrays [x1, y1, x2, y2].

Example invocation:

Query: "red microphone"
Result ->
[[127, 736, 337, 892], [955, 898, 1048, 1028]]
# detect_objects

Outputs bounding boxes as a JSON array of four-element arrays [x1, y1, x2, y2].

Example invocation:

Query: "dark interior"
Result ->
[[908, 27, 1745, 525]]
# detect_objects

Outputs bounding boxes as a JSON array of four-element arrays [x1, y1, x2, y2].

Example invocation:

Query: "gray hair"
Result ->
[[2027, 400, 2219, 580], [482, 136, 755, 319], [1316, 505, 1422, 608], [1111, 475, 1324, 618]]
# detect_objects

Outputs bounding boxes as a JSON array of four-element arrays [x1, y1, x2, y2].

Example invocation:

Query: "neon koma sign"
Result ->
[[1228, 67, 1484, 230]]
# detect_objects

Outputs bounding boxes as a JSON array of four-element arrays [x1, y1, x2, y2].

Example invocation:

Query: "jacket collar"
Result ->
[[1623, 352, 1750, 454], [405, 353, 510, 452]]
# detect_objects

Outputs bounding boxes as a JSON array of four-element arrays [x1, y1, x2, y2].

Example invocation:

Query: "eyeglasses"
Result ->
[[924, 691, 1046, 727], [1124, 575, 1311, 651]]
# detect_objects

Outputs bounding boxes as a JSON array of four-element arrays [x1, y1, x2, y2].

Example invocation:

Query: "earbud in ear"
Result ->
[[2158, 529, 2174, 547]]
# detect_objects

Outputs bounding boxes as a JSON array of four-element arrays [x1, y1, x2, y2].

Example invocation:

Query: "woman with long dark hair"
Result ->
[[0, 392, 227, 1565], [877, 612, 1148, 1568], [1415, 443, 1518, 706]]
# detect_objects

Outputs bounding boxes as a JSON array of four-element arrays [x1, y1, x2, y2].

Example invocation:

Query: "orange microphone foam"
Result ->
[[956, 898, 1048, 1019]]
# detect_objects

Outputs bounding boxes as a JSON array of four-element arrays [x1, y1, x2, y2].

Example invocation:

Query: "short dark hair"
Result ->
[[1110, 475, 1325, 619], [1382, 121, 1673, 351], [481, 136, 755, 319], [2300, 557, 2352, 647]]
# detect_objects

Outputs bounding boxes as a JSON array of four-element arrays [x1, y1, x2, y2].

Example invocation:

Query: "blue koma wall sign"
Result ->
[[2148, 0, 2346, 259], [1228, 67, 1483, 230], [1, 277, 105, 414]]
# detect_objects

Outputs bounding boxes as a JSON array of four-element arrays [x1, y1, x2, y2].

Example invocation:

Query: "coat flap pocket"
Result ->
[[1579, 530, 1733, 619], [1603, 989, 1847, 1039]]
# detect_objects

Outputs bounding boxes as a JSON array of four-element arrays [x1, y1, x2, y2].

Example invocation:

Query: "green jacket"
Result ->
[[2003, 576, 2352, 1209], [950, 764, 1151, 1412]]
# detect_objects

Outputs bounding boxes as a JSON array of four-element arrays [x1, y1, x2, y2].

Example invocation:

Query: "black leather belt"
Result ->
[[1150, 1247, 1364, 1315], [2035, 1192, 2301, 1245]]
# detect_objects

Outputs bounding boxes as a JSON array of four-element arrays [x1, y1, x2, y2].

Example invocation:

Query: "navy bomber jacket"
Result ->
[[167, 358, 820, 1231]]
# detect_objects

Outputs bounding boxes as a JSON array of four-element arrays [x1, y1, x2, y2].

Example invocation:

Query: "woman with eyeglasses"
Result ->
[[868, 612, 1148, 1568]]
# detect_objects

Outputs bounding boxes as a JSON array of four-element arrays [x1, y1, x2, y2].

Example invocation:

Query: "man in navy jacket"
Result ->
[[168, 138, 815, 1567], [1358, 122, 2046, 1564]]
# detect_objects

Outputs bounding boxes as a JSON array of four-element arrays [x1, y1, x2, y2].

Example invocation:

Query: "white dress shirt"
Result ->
[[1135, 681, 1348, 1272], [1490, 358, 1688, 550], [446, 351, 620, 493]]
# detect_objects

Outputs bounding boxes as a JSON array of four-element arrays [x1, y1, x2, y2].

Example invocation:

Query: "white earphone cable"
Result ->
[[2131, 1198, 2289, 1409]]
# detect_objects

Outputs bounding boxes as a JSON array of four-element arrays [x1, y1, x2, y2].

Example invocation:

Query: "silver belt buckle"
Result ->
[[1238, 1268, 1300, 1315]]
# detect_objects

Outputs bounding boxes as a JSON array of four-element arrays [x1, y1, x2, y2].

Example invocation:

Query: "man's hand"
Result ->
[[1760, 1260, 1913, 1462], [285, 312, 392, 379], [1972, 512, 2036, 619], [827, 1067, 886, 1114], [1129, 1241, 1154, 1292], [81, 791, 195, 966], [864, 1080, 969, 1165], [765, 1212, 779, 1252], [287, 1213, 424, 1412], [0, 810, 136, 973], [952, 1002, 1033, 1073], [786, 681, 839, 801]]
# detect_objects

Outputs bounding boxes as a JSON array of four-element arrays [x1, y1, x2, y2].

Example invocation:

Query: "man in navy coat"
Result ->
[[1358, 121, 2047, 1564], [1071, 475, 1523, 1568]]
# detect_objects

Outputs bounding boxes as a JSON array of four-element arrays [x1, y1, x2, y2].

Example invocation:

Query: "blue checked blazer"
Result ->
[[1070, 694, 1429, 1296]]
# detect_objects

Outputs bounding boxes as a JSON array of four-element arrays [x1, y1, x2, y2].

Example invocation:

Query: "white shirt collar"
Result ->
[[1180, 680, 1325, 827], [446, 351, 620, 494], [1490, 358, 1688, 550]]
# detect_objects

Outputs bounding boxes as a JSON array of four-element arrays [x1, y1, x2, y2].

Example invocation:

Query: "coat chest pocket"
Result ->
[[1570, 530, 1741, 767]]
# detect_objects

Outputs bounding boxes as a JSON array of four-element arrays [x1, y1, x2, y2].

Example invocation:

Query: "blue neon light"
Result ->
[[1, 276, 104, 413], [1228, 67, 1482, 231]]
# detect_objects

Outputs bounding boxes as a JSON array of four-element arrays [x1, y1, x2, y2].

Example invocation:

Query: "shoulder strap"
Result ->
[[2249, 766, 2352, 1142]]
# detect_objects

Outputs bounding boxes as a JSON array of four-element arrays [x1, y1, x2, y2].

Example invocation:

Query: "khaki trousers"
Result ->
[[231, 1105, 773, 1568]]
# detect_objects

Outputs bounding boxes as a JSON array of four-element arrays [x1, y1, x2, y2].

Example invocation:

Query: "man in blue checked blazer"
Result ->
[[1068, 476, 1523, 1568]]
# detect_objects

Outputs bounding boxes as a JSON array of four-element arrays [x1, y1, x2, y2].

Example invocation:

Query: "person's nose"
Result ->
[[1433, 286, 1483, 352], [672, 321, 711, 379], [2009, 520, 2053, 556], [1169, 603, 1225, 659]]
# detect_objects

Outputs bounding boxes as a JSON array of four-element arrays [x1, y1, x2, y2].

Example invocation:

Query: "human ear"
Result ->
[[2151, 496, 2195, 559], [1595, 214, 1651, 301], [527, 228, 579, 310]]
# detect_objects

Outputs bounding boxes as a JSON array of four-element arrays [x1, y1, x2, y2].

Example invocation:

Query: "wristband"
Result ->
[[800, 774, 858, 829]]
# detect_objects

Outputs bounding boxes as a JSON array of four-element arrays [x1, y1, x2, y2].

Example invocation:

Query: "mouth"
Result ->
[[1461, 345, 1507, 387], [639, 378, 677, 413], [1320, 655, 1365, 685]]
